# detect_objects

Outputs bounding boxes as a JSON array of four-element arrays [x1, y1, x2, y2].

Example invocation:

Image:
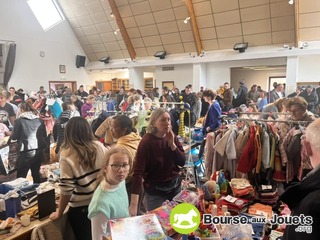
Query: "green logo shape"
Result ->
[[170, 203, 201, 234]]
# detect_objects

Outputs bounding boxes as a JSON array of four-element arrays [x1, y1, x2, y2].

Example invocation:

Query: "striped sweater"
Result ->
[[59, 141, 108, 207]]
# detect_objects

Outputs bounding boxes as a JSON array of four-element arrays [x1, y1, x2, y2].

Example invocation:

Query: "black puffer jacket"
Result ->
[[11, 113, 47, 152]]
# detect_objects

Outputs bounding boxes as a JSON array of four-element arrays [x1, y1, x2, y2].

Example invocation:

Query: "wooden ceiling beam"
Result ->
[[294, 0, 300, 48], [185, 0, 203, 56], [108, 0, 136, 60]]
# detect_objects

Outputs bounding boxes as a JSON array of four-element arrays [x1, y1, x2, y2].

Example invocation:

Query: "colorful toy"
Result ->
[[212, 170, 231, 196], [202, 180, 220, 200]]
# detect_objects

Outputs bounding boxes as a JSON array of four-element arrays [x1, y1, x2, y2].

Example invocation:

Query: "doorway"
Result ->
[[268, 76, 286, 93], [49, 81, 77, 94]]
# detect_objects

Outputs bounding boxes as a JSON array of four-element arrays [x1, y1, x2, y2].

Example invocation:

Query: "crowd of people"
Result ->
[[1, 80, 319, 239]]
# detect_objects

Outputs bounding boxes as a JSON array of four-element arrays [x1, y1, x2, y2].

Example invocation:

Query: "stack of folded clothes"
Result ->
[[248, 202, 273, 219], [257, 184, 278, 205], [230, 178, 254, 198], [217, 195, 252, 215], [3, 178, 29, 189]]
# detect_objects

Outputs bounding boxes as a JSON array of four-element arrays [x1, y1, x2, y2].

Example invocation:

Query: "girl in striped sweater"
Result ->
[[50, 117, 108, 240]]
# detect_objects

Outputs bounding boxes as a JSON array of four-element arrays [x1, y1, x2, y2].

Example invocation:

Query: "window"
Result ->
[[28, 0, 64, 31]]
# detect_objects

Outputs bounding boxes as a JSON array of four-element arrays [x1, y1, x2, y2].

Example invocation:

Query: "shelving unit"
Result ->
[[144, 78, 154, 91], [96, 81, 112, 92], [111, 78, 129, 91]]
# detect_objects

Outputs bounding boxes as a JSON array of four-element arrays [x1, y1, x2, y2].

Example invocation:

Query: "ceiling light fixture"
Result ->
[[288, 0, 294, 4], [114, 29, 120, 35], [99, 56, 110, 64], [233, 42, 248, 53], [199, 50, 207, 57], [110, 12, 114, 18], [154, 51, 166, 59], [184, 17, 190, 24], [300, 42, 309, 49]]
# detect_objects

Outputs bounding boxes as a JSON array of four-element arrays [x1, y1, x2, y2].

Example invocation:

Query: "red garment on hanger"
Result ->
[[237, 125, 257, 173]]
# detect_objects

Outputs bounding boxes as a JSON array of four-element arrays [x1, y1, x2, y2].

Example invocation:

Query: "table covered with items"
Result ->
[[97, 169, 288, 240], [0, 163, 74, 240], [0, 153, 293, 240]]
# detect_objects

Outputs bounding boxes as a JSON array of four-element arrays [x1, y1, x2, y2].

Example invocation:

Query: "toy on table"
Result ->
[[199, 181, 220, 215], [193, 217, 220, 239], [211, 170, 231, 196], [173, 189, 198, 204]]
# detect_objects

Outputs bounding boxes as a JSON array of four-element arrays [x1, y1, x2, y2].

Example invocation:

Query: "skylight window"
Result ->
[[28, 0, 65, 31]]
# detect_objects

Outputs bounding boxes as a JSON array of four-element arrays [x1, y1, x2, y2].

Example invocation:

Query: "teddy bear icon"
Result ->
[[172, 209, 198, 229]]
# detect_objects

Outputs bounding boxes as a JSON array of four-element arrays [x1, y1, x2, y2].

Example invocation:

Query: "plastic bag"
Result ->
[[220, 224, 253, 240]]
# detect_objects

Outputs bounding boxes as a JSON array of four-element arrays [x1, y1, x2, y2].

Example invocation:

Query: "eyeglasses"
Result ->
[[109, 164, 131, 172]]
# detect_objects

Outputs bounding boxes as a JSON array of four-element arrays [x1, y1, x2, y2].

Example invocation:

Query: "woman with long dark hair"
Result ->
[[50, 117, 108, 240], [11, 101, 47, 183]]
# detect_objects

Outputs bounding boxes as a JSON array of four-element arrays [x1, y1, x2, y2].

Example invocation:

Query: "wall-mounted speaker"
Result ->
[[76, 55, 86, 68]]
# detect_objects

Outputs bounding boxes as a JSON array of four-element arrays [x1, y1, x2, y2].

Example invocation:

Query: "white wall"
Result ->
[[154, 64, 193, 91], [206, 58, 287, 91], [298, 55, 320, 83], [0, 0, 91, 93], [231, 68, 286, 92]]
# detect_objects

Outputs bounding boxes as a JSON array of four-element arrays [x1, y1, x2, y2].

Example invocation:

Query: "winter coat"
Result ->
[[300, 90, 319, 113], [11, 112, 47, 152], [279, 166, 320, 240]]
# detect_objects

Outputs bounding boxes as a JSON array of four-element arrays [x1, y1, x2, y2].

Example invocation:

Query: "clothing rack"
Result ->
[[97, 110, 136, 113], [236, 112, 290, 115], [221, 117, 314, 124], [159, 102, 185, 105], [0, 39, 15, 43]]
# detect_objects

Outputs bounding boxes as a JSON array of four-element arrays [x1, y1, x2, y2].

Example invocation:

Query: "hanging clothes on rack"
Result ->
[[211, 125, 238, 179]]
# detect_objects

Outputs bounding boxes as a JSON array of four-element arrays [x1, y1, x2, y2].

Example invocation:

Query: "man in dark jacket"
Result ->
[[300, 85, 319, 114], [233, 80, 248, 107], [76, 85, 88, 99], [269, 83, 285, 103], [115, 86, 127, 111], [279, 118, 320, 240], [221, 82, 233, 111]]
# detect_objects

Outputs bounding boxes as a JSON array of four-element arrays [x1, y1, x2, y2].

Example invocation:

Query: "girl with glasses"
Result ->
[[88, 146, 132, 240]]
